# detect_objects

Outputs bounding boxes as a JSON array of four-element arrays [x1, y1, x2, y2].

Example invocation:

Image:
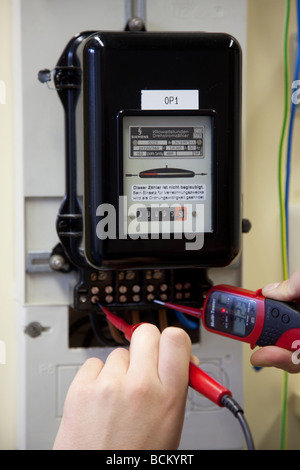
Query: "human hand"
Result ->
[[53, 323, 191, 450], [250, 269, 300, 373]]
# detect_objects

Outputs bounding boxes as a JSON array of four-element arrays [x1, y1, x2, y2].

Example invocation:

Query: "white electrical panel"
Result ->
[[13, 0, 248, 450]]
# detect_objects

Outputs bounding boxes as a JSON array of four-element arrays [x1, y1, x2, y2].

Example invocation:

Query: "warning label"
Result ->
[[130, 126, 204, 158], [131, 183, 206, 202]]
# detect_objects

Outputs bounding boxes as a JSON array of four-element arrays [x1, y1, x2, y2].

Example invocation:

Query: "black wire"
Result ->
[[221, 394, 255, 450], [235, 411, 255, 451], [89, 312, 119, 347], [69, 311, 121, 347], [69, 315, 90, 337], [82, 327, 95, 348]]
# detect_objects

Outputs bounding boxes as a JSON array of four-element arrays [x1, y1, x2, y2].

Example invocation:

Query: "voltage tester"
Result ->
[[155, 284, 300, 351]]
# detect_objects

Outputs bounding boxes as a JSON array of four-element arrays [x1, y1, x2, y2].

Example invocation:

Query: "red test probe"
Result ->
[[99, 303, 143, 340], [97, 303, 255, 450], [153, 299, 203, 318], [98, 303, 230, 406]]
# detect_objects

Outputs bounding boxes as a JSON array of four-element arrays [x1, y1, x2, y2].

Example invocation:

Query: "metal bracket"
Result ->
[[26, 244, 74, 273], [26, 251, 52, 273]]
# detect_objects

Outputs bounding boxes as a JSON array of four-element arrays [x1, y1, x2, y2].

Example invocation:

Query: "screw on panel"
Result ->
[[24, 322, 50, 338]]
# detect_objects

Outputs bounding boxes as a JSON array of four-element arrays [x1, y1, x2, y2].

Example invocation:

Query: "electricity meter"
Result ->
[[54, 31, 242, 271]]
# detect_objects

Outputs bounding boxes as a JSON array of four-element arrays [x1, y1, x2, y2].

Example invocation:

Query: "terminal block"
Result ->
[[69, 267, 211, 347]]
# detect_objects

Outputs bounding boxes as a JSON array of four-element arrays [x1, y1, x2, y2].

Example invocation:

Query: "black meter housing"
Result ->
[[79, 31, 242, 269], [56, 31, 242, 271]]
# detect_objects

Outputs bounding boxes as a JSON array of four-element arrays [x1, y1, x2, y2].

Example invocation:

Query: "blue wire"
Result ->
[[174, 310, 198, 330], [285, 0, 300, 269]]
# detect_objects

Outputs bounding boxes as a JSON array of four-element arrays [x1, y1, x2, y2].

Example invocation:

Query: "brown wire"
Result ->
[[158, 309, 168, 331], [107, 320, 127, 344]]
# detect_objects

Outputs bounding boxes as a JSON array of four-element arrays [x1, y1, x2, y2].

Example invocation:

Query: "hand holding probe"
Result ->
[[98, 303, 143, 340], [154, 284, 300, 351], [97, 303, 255, 450], [98, 303, 231, 406]]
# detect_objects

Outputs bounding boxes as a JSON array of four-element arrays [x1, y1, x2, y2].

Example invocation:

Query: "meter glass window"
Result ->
[[121, 114, 213, 238]]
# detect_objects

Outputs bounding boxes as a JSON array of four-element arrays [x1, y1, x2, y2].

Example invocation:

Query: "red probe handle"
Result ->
[[153, 299, 202, 318], [105, 311, 143, 341], [189, 362, 231, 406]]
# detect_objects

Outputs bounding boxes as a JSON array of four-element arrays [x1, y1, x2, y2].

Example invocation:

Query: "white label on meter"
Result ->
[[141, 90, 199, 110]]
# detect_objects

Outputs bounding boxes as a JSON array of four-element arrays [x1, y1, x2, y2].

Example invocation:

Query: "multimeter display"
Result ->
[[205, 291, 257, 338]]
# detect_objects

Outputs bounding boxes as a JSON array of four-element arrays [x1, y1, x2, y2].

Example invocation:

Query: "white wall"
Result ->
[[0, 0, 15, 450]]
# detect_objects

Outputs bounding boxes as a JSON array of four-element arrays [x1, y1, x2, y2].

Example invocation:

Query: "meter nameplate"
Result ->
[[129, 126, 204, 159]]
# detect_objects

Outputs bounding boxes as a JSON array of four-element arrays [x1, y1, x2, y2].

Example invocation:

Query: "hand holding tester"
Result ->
[[154, 284, 300, 351], [98, 303, 255, 450]]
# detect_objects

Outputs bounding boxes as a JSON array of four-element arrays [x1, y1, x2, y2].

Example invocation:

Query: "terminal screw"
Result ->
[[49, 254, 70, 272]]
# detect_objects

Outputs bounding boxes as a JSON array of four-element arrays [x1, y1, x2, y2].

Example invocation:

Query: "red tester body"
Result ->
[[203, 285, 300, 350], [156, 284, 300, 351]]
